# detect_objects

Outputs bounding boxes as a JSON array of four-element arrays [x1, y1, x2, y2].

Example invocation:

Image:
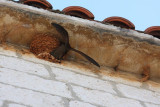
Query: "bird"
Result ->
[[50, 23, 100, 67]]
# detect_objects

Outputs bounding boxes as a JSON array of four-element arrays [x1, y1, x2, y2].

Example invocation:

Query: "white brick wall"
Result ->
[[72, 85, 142, 107], [0, 55, 49, 77], [117, 84, 160, 104], [0, 68, 72, 99], [0, 84, 64, 107], [51, 67, 116, 94], [0, 47, 160, 107]]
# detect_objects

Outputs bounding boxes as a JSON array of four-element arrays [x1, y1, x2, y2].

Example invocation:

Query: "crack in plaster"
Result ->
[[112, 82, 124, 97], [43, 64, 56, 80], [67, 84, 81, 101]]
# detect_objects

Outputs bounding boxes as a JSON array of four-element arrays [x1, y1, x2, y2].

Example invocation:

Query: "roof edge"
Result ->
[[0, 0, 160, 46]]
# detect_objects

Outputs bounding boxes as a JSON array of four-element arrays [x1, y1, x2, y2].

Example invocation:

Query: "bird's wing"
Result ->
[[70, 48, 100, 67], [51, 23, 69, 46]]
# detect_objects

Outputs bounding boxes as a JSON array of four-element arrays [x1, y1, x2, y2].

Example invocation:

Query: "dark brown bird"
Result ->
[[50, 23, 100, 67]]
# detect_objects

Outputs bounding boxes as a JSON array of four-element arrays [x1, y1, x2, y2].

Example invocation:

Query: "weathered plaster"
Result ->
[[0, 1, 160, 80]]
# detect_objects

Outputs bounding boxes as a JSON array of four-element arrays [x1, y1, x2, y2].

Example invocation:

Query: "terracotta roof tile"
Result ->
[[23, 0, 52, 9], [103, 16, 135, 30], [62, 6, 94, 20], [144, 26, 160, 39]]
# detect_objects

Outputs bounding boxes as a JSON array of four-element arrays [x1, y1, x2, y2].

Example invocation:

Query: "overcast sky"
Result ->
[[47, 0, 160, 31]]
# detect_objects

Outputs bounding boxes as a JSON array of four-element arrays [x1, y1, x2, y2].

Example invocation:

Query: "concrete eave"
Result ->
[[0, 0, 160, 82]]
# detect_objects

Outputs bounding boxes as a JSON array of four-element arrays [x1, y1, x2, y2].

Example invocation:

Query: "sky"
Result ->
[[47, 0, 160, 31]]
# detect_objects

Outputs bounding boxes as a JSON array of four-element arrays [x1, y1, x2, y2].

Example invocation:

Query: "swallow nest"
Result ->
[[30, 33, 60, 55]]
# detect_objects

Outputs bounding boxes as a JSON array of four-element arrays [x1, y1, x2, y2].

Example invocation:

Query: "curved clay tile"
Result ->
[[144, 26, 160, 39], [23, 0, 52, 9], [103, 16, 135, 29], [62, 6, 94, 20]]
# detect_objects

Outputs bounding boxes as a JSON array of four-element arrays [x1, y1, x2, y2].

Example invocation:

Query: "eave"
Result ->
[[0, 0, 160, 82]]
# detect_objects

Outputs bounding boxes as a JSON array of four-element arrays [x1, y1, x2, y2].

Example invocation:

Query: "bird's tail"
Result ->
[[70, 48, 100, 67]]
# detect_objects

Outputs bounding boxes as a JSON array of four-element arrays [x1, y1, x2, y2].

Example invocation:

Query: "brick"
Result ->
[[0, 68, 72, 98], [51, 67, 116, 94], [0, 83, 64, 107], [69, 101, 97, 107], [117, 84, 160, 104], [0, 55, 49, 77], [72, 85, 142, 107], [9, 104, 27, 107], [144, 103, 160, 107]]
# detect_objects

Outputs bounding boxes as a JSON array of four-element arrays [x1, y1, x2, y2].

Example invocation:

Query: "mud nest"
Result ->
[[30, 34, 60, 55]]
